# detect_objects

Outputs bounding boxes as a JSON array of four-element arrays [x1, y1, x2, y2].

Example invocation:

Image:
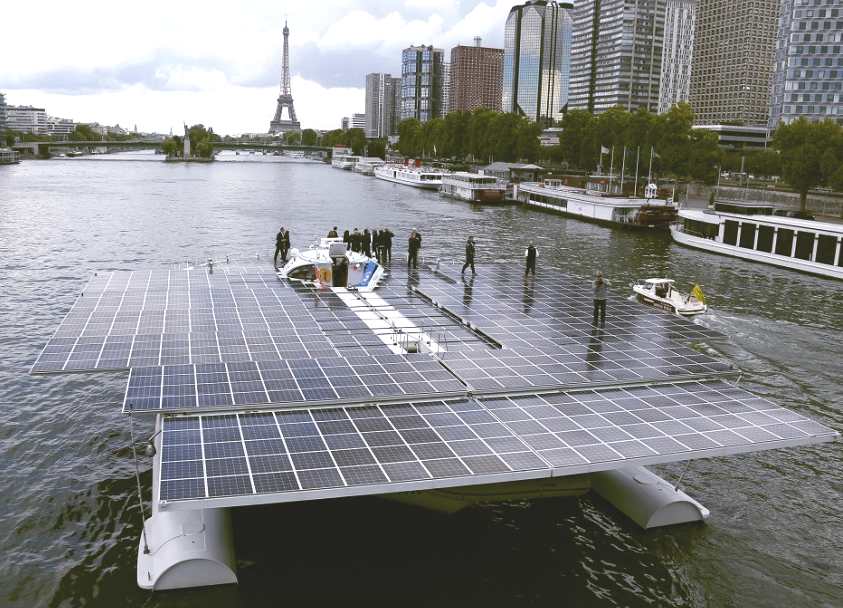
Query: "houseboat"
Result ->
[[440, 172, 507, 204], [515, 179, 677, 229], [374, 164, 446, 189], [352, 157, 386, 176], [671, 200, 843, 280], [331, 154, 361, 170], [0, 148, 21, 165]]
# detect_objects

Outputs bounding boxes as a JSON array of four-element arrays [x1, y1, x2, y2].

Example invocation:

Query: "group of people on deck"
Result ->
[[275, 226, 610, 327], [339, 227, 395, 263]]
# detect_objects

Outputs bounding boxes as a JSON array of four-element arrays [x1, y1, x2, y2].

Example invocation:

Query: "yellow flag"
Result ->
[[691, 284, 705, 304]]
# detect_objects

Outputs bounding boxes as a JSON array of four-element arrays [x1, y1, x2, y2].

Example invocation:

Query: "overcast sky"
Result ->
[[1, 0, 512, 135]]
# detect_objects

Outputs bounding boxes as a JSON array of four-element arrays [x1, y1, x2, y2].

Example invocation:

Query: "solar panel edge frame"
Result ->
[[155, 425, 838, 512]]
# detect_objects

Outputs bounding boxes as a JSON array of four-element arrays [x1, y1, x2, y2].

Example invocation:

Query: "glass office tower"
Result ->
[[401, 45, 445, 123], [770, 0, 843, 127], [502, 1, 573, 124]]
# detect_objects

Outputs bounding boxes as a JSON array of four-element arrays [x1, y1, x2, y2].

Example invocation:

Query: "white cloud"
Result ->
[[0, 0, 510, 132]]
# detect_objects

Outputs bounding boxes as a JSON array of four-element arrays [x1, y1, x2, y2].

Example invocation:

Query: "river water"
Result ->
[[1, 153, 840, 608]]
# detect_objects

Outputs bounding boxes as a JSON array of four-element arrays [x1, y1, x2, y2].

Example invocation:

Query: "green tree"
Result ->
[[283, 131, 302, 145], [300, 128, 318, 146], [687, 129, 722, 184], [346, 128, 367, 155], [366, 138, 387, 159], [773, 118, 843, 209], [71, 124, 100, 140], [397, 119, 422, 157]]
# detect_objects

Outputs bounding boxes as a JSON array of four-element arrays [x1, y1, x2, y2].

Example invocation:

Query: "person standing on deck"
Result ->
[[362, 228, 372, 257], [461, 236, 476, 275], [593, 271, 610, 327], [351, 228, 361, 252], [274, 227, 286, 268], [327, 226, 338, 238], [372, 229, 381, 262], [342, 229, 351, 248], [525, 243, 538, 276], [383, 228, 394, 262], [408, 230, 421, 269], [280, 227, 290, 264]]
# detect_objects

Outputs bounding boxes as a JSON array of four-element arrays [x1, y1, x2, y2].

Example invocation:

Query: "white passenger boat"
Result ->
[[352, 157, 386, 176], [670, 200, 843, 280], [374, 163, 446, 189], [278, 237, 384, 290], [632, 279, 707, 316], [440, 172, 507, 204], [331, 154, 361, 170], [515, 179, 677, 229], [0, 148, 21, 164]]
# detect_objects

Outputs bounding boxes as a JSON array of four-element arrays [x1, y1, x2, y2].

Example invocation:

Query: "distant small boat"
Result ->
[[632, 279, 707, 316]]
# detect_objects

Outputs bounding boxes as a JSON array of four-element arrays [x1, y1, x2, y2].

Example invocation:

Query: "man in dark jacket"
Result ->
[[383, 228, 394, 262], [328, 227, 338, 238], [280, 228, 290, 263], [274, 227, 285, 267], [461, 236, 476, 275], [408, 230, 421, 268], [525, 243, 538, 276], [351, 228, 361, 252], [362, 228, 372, 257], [372, 229, 381, 262], [342, 229, 351, 248]]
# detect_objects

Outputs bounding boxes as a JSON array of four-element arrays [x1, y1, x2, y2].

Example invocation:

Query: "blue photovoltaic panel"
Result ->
[[124, 354, 468, 413], [156, 379, 837, 508]]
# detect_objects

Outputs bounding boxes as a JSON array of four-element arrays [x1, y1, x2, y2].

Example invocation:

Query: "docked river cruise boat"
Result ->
[[331, 154, 361, 170], [440, 172, 506, 204], [352, 157, 386, 176], [671, 200, 843, 280], [374, 164, 446, 189], [0, 147, 21, 165], [515, 179, 677, 229]]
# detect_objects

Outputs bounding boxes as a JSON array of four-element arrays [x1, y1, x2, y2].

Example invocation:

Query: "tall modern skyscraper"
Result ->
[[0, 92, 7, 138], [769, 0, 843, 127], [400, 45, 445, 123], [365, 73, 401, 138], [450, 38, 504, 113], [688, 0, 779, 126], [569, 0, 666, 114], [503, 1, 573, 123], [658, 0, 696, 113]]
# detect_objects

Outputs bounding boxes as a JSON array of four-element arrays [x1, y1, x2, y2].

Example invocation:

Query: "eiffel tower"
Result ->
[[269, 20, 301, 134]]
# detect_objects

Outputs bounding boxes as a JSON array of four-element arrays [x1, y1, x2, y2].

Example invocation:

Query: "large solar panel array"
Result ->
[[156, 379, 837, 508], [124, 354, 467, 412]]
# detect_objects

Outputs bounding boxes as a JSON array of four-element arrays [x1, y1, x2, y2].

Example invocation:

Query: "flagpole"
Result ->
[[648, 146, 654, 182], [633, 146, 640, 197], [608, 146, 615, 193], [620, 146, 626, 194]]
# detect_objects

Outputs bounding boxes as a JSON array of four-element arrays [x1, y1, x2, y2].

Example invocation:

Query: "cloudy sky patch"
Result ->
[[1, 0, 511, 134]]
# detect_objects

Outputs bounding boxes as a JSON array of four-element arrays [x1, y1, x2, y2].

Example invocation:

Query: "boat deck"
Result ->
[[31, 263, 837, 511]]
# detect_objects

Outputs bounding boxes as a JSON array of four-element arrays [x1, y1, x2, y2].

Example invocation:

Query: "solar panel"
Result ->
[[124, 354, 468, 413], [156, 379, 837, 508]]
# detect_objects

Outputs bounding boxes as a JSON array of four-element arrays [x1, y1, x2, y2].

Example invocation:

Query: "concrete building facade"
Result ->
[[365, 73, 401, 138], [401, 45, 445, 123], [769, 0, 843, 127], [689, 0, 779, 125], [0, 93, 6, 138], [569, 0, 667, 114], [6, 105, 48, 135], [449, 38, 504, 113], [47, 116, 75, 138], [658, 0, 696, 113], [503, 1, 573, 123]]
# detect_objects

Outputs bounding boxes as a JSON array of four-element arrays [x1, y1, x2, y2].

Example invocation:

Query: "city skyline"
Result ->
[[1, 0, 515, 135]]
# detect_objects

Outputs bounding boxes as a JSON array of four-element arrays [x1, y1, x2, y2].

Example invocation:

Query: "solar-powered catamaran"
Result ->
[[30, 247, 837, 591]]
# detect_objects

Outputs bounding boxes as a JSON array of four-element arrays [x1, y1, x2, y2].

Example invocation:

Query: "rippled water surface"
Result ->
[[1, 155, 841, 608]]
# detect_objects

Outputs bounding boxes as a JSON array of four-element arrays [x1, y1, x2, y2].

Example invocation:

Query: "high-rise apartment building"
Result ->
[[769, 0, 843, 127], [0, 93, 7, 138], [365, 73, 401, 138], [503, 1, 573, 123], [401, 45, 445, 122], [658, 0, 696, 113], [6, 105, 48, 135], [569, 0, 666, 114], [449, 37, 504, 113], [47, 116, 75, 138], [341, 114, 366, 131], [689, 0, 779, 125]]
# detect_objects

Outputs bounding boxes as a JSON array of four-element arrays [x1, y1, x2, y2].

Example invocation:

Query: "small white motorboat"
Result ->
[[278, 237, 384, 291], [632, 278, 707, 316]]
